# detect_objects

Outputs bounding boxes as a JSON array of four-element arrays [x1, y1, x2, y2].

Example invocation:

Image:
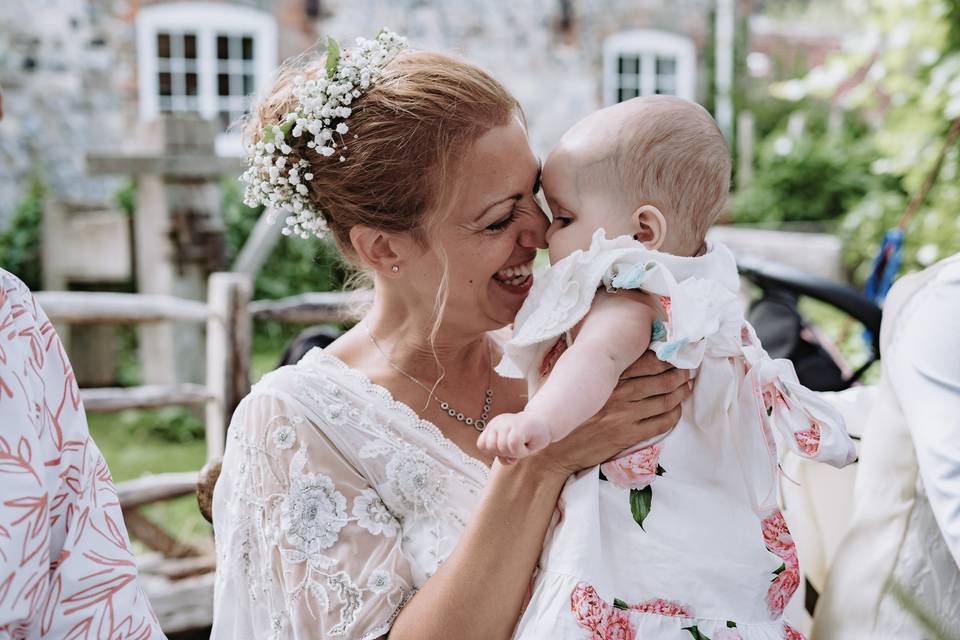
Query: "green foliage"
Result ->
[[0, 177, 44, 289], [730, 111, 888, 225], [779, 0, 960, 280]]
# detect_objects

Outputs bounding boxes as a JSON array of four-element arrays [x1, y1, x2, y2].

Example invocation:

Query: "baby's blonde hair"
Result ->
[[614, 96, 730, 251]]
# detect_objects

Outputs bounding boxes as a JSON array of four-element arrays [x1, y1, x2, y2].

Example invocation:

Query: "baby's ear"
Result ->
[[631, 205, 667, 250]]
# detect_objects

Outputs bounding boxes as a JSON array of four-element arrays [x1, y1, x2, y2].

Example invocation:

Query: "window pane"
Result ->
[[242, 36, 254, 61], [184, 34, 197, 59], [243, 74, 254, 95], [185, 72, 198, 96], [619, 55, 639, 75], [218, 73, 231, 96], [656, 56, 676, 76], [158, 72, 172, 96], [157, 33, 171, 58], [217, 35, 230, 60]]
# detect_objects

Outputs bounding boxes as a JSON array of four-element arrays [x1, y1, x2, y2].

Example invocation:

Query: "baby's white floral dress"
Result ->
[[501, 230, 858, 640]]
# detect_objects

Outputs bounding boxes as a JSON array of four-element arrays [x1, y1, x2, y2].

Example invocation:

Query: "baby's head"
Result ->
[[542, 95, 730, 262]]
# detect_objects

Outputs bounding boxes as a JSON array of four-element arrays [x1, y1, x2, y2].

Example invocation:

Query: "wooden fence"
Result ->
[[34, 273, 364, 634]]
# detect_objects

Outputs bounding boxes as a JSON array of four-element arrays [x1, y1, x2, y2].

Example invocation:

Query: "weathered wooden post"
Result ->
[[205, 272, 252, 460], [42, 199, 132, 386], [86, 115, 244, 385]]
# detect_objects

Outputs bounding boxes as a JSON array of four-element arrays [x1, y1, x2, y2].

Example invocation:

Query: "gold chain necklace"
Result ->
[[363, 323, 493, 432]]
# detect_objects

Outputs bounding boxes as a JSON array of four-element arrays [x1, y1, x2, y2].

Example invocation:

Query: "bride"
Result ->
[[210, 31, 692, 639]]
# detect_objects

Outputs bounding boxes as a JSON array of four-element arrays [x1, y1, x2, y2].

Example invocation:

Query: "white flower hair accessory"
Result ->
[[241, 29, 408, 239]]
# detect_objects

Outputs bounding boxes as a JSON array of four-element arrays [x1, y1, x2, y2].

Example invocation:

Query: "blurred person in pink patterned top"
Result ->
[[0, 270, 164, 638], [0, 81, 163, 640]]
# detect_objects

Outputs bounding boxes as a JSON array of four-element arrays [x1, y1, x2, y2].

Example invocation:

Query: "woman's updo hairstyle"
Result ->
[[246, 49, 522, 262]]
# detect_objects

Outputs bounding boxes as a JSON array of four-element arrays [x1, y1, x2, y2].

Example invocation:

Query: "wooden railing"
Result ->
[[33, 274, 364, 633]]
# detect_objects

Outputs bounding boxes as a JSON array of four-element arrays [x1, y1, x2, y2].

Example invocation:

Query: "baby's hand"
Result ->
[[477, 412, 552, 461]]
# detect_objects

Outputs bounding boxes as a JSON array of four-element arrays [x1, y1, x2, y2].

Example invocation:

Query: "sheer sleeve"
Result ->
[[885, 262, 960, 568], [211, 387, 415, 640]]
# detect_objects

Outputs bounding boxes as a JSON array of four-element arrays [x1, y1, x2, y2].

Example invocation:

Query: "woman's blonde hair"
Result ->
[[245, 49, 522, 263]]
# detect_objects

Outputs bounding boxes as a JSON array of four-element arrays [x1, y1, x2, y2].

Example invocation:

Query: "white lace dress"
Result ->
[[210, 349, 488, 639], [502, 231, 857, 640]]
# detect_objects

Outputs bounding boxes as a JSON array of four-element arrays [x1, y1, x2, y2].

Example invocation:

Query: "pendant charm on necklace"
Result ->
[[437, 388, 493, 432]]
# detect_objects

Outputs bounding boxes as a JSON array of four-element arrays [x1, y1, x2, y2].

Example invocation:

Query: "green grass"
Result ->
[[88, 409, 211, 546], [89, 337, 293, 549]]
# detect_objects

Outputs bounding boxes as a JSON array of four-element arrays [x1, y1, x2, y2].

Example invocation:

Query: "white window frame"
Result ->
[[602, 30, 696, 105], [136, 3, 277, 155]]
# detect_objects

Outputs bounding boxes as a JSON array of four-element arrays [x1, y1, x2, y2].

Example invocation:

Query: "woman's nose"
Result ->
[[518, 214, 548, 249]]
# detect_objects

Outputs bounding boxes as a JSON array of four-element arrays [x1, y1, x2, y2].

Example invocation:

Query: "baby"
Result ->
[[477, 96, 856, 639]]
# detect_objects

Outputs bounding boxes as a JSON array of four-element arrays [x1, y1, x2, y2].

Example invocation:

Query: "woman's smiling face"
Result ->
[[409, 118, 548, 333]]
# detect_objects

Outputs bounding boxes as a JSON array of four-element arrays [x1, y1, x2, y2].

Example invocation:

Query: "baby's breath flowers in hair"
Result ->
[[241, 29, 408, 239]]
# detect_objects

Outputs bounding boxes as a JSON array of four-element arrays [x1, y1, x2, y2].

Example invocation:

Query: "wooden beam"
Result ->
[[117, 471, 199, 510], [249, 290, 372, 324], [231, 207, 284, 276], [34, 291, 209, 324], [81, 384, 214, 412], [122, 509, 204, 558], [139, 572, 214, 634], [86, 153, 245, 178], [205, 273, 252, 460]]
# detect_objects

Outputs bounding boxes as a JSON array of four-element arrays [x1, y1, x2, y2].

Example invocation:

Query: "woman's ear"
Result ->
[[631, 205, 667, 250], [349, 225, 407, 277]]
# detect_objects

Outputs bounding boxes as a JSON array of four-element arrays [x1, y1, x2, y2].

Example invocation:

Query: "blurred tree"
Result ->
[[777, 0, 960, 283]]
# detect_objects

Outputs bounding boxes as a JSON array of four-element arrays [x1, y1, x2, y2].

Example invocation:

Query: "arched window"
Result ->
[[136, 3, 277, 153], [602, 30, 696, 105]]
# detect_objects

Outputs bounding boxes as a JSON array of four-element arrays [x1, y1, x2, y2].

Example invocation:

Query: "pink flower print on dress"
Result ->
[[761, 382, 790, 417], [598, 607, 636, 640], [601, 445, 662, 490], [761, 511, 797, 562], [766, 565, 800, 619], [571, 582, 610, 634], [783, 622, 806, 640], [629, 597, 693, 618], [539, 336, 567, 378], [793, 417, 822, 456]]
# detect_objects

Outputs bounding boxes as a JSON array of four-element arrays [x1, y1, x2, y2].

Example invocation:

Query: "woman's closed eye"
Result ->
[[486, 210, 518, 232]]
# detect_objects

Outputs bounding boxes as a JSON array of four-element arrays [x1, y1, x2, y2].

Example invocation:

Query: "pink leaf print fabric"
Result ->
[[601, 446, 662, 490], [0, 271, 162, 638]]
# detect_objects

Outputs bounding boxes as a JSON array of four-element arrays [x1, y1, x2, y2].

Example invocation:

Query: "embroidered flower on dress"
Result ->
[[352, 489, 399, 537], [385, 449, 445, 517], [272, 424, 297, 450], [367, 569, 392, 594], [794, 418, 822, 456], [766, 566, 800, 619], [601, 445, 662, 490], [570, 582, 609, 633], [281, 471, 348, 557], [598, 607, 635, 640], [629, 597, 693, 617], [761, 511, 797, 562]]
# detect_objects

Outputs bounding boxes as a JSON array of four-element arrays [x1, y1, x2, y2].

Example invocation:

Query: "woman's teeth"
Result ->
[[494, 262, 533, 286]]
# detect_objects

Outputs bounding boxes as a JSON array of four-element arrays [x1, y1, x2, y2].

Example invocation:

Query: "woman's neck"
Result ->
[[362, 301, 493, 387]]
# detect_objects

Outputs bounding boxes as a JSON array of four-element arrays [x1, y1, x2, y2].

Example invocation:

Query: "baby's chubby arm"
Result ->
[[478, 291, 658, 460]]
